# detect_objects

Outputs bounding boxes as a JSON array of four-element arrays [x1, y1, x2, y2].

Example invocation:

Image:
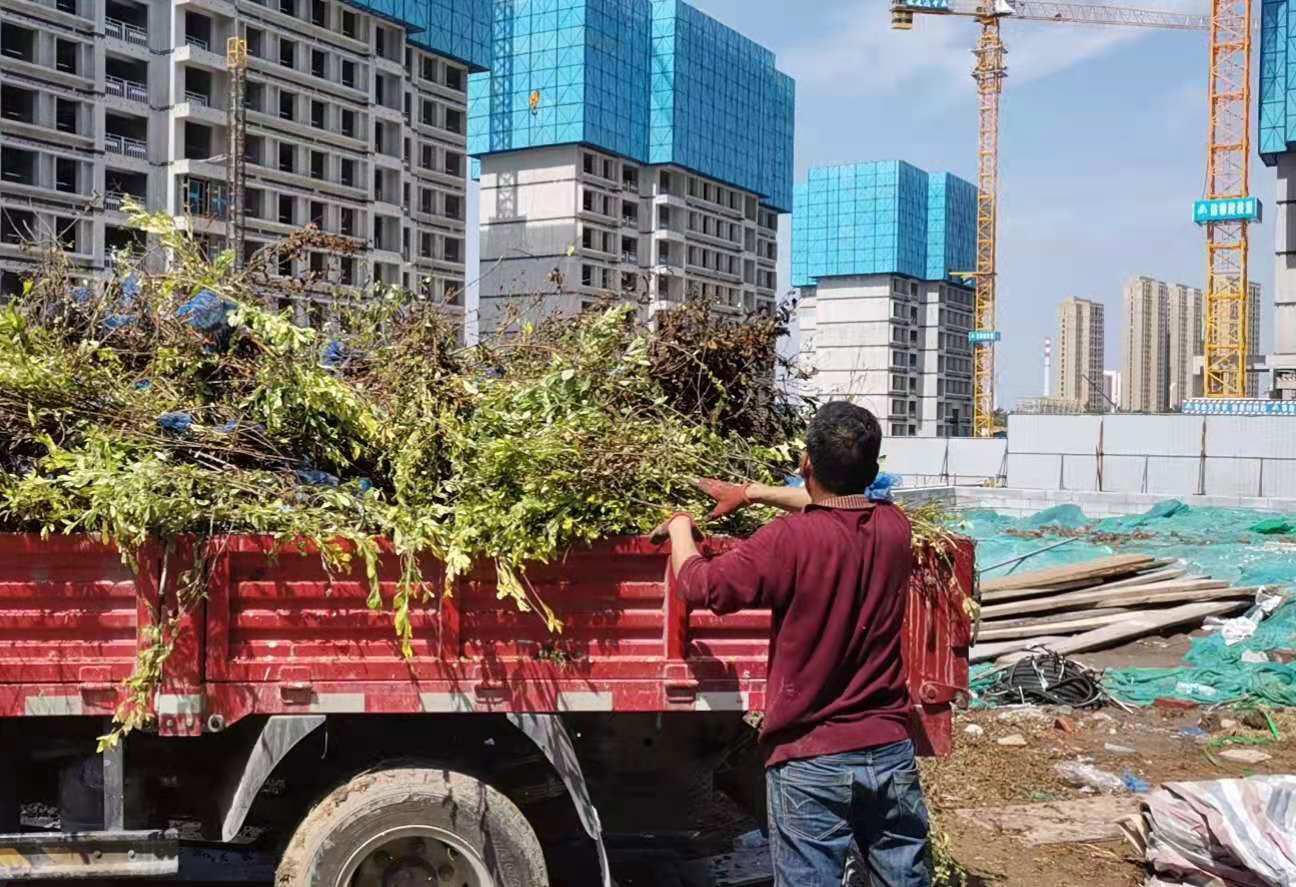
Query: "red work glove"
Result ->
[[650, 512, 703, 545], [695, 478, 751, 519]]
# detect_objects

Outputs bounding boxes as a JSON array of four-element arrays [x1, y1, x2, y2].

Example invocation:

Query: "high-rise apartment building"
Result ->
[[470, 0, 794, 332], [792, 161, 977, 438], [1122, 276, 1171, 412], [1054, 297, 1104, 412], [1247, 280, 1263, 396], [1168, 283, 1203, 408], [0, 0, 486, 326]]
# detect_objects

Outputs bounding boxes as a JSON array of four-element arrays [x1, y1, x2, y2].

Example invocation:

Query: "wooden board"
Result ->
[[977, 599, 1249, 663], [980, 580, 1234, 620], [970, 635, 1071, 663], [1095, 566, 1187, 590], [980, 554, 1157, 595], [980, 564, 1186, 605], [954, 796, 1142, 846], [976, 610, 1134, 642], [980, 606, 1132, 631]]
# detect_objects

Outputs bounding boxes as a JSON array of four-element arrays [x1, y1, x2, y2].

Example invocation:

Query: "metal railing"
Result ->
[[185, 34, 210, 51], [184, 90, 210, 107], [104, 133, 147, 159], [105, 17, 148, 46], [104, 191, 143, 211], [105, 75, 148, 103]]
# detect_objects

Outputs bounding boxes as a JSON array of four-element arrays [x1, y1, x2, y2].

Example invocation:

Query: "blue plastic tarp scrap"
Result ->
[[961, 499, 1296, 707], [177, 289, 236, 348]]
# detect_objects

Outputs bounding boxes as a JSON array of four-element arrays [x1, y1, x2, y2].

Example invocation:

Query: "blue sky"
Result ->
[[468, 0, 1273, 409]]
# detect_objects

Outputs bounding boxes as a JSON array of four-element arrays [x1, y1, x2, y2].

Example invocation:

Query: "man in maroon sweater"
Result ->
[[656, 402, 929, 887]]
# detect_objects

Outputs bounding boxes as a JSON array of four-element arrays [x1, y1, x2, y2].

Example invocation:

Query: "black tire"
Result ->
[[275, 767, 549, 887]]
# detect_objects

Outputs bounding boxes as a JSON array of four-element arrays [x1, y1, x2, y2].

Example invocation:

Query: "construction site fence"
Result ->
[[881, 414, 1296, 500]]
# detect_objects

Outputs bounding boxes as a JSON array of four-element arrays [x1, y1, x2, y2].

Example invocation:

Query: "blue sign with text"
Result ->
[[1193, 197, 1263, 225]]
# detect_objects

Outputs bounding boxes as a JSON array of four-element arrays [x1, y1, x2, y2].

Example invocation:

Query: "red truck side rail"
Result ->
[[0, 533, 974, 753]]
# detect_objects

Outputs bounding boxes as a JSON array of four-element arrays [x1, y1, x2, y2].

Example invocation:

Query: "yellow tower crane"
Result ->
[[891, 1, 1210, 436], [226, 36, 249, 270]]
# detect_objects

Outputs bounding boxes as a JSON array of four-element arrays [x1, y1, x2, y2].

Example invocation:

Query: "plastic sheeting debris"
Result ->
[[1120, 776, 1296, 886]]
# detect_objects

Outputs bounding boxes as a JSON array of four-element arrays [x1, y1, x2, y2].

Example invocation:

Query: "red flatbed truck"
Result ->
[[0, 532, 974, 886]]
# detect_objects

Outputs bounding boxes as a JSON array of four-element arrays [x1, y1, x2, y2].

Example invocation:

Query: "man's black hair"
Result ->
[[805, 401, 882, 496]]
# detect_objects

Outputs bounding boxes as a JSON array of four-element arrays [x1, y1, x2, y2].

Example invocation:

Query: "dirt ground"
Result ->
[[922, 704, 1296, 886]]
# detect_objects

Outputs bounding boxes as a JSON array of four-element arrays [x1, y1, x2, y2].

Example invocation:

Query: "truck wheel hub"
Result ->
[[340, 827, 492, 887]]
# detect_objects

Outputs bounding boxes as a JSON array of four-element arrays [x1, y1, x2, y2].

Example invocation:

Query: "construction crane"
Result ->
[[891, 1, 1210, 436], [226, 36, 249, 270]]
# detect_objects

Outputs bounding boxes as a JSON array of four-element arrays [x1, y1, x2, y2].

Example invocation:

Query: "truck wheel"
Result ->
[[276, 767, 548, 887]]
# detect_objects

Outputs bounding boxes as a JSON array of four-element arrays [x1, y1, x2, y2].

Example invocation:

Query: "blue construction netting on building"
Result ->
[[1260, 0, 1295, 163], [791, 162, 977, 288], [466, 0, 795, 212], [350, 0, 492, 70]]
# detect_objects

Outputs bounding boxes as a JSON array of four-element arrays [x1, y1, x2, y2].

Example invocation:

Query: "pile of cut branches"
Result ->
[[0, 208, 809, 739]]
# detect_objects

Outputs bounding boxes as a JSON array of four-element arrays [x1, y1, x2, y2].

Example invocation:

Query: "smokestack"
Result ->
[[1044, 337, 1052, 397]]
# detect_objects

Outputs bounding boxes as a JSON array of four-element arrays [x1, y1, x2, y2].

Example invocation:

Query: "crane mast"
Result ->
[[1202, 0, 1254, 397], [971, 14, 1006, 437], [892, 1, 1211, 433], [226, 37, 249, 271]]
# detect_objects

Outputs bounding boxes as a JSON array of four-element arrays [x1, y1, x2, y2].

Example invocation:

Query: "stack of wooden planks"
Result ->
[[970, 554, 1256, 664]]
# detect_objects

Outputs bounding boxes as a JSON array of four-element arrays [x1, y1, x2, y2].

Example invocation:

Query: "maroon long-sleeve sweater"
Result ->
[[676, 498, 914, 767]]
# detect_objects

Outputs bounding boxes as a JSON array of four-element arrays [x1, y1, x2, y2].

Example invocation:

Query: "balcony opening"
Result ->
[[56, 0, 79, 15], [55, 39, 79, 75], [278, 195, 294, 225], [278, 252, 292, 277], [1, 24, 36, 64], [445, 193, 461, 220], [340, 257, 354, 286], [1, 147, 36, 187], [105, 112, 147, 157], [311, 100, 326, 129], [279, 90, 296, 121], [311, 49, 326, 79], [444, 238, 461, 263], [373, 169, 384, 203], [340, 158, 355, 188], [245, 28, 263, 58], [309, 200, 324, 228], [341, 11, 357, 39], [183, 122, 211, 160], [622, 236, 637, 262], [444, 151, 462, 177], [56, 98, 78, 133], [184, 67, 212, 106], [279, 0, 297, 18], [179, 176, 228, 218], [105, 4, 147, 48], [244, 134, 264, 166], [278, 143, 294, 173], [0, 86, 36, 125], [444, 108, 462, 134], [341, 109, 356, 138], [55, 157, 77, 193], [1, 209, 35, 245], [309, 252, 324, 274], [105, 169, 147, 210], [105, 56, 148, 102], [310, 150, 325, 180], [340, 207, 354, 236], [185, 12, 212, 51], [1, 270, 25, 299], [374, 121, 385, 153], [445, 66, 463, 91], [244, 188, 264, 218], [311, 0, 327, 28], [244, 81, 264, 112], [420, 99, 434, 127], [341, 60, 356, 89], [279, 39, 295, 69]]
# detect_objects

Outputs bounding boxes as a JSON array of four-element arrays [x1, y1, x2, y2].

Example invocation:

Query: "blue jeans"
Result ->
[[766, 740, 931, 887]]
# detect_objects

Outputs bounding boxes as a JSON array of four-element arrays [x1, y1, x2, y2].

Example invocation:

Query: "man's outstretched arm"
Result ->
[[654, 514, 793, 615], [696, 478, 810, 517]]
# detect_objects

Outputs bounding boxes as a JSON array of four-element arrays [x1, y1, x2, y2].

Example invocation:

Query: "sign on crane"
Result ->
[[890, 2, 1211, 435]]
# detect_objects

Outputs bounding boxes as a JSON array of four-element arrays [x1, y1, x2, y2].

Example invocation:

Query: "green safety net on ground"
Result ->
[[958, 500, 1296, 708]]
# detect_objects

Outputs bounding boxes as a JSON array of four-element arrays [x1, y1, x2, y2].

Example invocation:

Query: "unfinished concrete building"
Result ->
[[792, 161, 977, 438], [1, 0, 485, 327], [1122, 276, 1171, 413], [1168, 283, 1203, 408], [469, 0, 793, 334]]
